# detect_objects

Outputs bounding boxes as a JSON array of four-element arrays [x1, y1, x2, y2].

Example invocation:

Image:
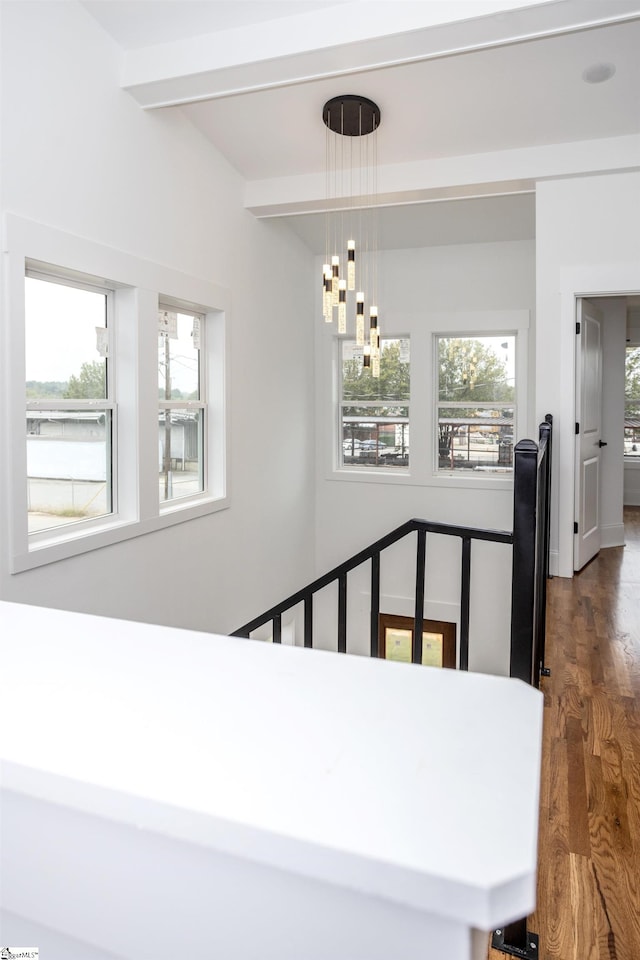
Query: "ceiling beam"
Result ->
[[121, 0, 640, 109], [244, 135, 640, 216]]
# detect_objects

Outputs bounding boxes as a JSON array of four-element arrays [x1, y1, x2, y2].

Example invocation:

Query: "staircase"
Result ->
[[233, 416, 553, 689]]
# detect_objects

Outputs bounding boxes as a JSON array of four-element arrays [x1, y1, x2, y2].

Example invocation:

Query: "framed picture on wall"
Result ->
[[379, 613, 456, 668]]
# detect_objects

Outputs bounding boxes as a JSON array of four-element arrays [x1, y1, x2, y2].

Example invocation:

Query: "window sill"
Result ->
[[332, 466, 414, 485], [329, 466, 514, 490], [13, 496, 229, 573]]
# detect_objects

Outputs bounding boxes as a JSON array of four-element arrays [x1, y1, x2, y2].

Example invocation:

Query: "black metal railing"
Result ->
[[232, 518, 512, 667], [233, 416, 553, 688]]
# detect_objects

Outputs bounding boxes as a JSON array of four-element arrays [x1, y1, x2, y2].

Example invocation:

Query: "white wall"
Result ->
[[536, 173, 640, 577], [0, 1, 315, 633], [598, 298, 626, 546], [314, 239, 535, 675]]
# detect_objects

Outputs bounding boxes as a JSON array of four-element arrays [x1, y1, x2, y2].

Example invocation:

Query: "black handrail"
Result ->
[[232, 416, 553, 688], [231, 518, 512, 663]]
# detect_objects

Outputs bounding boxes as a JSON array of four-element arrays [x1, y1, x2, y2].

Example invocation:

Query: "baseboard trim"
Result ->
[[601, 523, 625, 548]]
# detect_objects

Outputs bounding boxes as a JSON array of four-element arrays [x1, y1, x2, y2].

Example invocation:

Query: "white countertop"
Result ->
[[0, 600, 543, 930]]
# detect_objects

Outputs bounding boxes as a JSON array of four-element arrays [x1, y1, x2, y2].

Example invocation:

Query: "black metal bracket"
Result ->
[[492, 928, 539, 959], [541, 666, 551, 677]]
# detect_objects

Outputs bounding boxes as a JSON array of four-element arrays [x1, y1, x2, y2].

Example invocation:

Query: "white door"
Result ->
[[574, 299, 604, 571]]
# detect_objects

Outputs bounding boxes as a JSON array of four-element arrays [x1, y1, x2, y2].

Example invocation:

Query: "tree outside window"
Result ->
[[340, 338, 410, 468], [436, 336, 515, 473]]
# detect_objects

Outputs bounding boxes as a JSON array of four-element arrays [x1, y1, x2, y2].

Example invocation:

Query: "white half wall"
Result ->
[[0, 1, 315, 633]]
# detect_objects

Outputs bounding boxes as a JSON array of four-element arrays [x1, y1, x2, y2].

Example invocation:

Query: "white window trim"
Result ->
[[157, 302, 207, 511], [336, 335, 411, 478], [433, 331, 518, 480], [429, 317, 529, 489], [3, 214, 230, 573], [25, 269, 117, 544], [321, 309, 529, 490]]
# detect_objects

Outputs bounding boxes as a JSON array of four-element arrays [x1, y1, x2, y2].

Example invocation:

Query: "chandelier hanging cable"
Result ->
[[322, 95, 381, 377]]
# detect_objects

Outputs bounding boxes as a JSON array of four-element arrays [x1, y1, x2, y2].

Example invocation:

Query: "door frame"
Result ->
[[551, 265, 640, 579]]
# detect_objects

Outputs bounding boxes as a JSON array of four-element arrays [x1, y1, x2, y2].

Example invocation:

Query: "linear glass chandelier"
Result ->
[[322, 95, 382, 377]]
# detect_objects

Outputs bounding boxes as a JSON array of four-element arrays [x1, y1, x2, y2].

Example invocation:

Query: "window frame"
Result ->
[[4, 215, 229, 573], [337, 335, 411, 475], [157, 304, 207, 509], [322, 309, 528, 489], [434, 333, 517, 478], [25, 268, 117, 541]]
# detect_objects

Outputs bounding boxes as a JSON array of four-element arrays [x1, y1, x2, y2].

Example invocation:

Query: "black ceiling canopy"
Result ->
[[322, 96, 381, 137]]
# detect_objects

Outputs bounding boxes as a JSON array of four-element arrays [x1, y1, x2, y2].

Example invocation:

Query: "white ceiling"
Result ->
[[80, 0, 640, 250], [179, 18, 640, 182]]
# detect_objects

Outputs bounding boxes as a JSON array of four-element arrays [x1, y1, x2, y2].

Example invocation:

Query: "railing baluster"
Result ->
[[413, 529, 426, 664], [370, 553, 380, 657], [304, 594, 313, 648], [338, 573, 347, 654], [459, 537, 471, 671], [232, 518, 512, 639], [273, 613, 282, 644]]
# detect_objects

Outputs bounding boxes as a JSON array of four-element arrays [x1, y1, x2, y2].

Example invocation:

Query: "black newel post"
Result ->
[[509, 438, 538, 687], [492, 426, 551, 959]]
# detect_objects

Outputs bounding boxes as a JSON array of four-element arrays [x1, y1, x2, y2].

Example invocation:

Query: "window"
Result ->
[[340, 338, 410, 469], [6, 215, 228, 572], [436, 335, 515, 474], [25, 271, 114, 536], [379, 614, 456, 668], [625, 345, 640, 457], [158, 307, 205, 503]]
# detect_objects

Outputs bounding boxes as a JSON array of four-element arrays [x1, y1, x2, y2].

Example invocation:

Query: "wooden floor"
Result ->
[[488, 507, 640, 960]]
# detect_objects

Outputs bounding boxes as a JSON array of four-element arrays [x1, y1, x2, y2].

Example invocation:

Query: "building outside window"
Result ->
[[625, 345, 640, 457], [25, 271, 114, 536], [436, 335, 515, 474], [340, 338, 410, 469]]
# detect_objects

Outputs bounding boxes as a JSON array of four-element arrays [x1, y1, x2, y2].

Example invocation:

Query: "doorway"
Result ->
[[575, 295, 640, 567]]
